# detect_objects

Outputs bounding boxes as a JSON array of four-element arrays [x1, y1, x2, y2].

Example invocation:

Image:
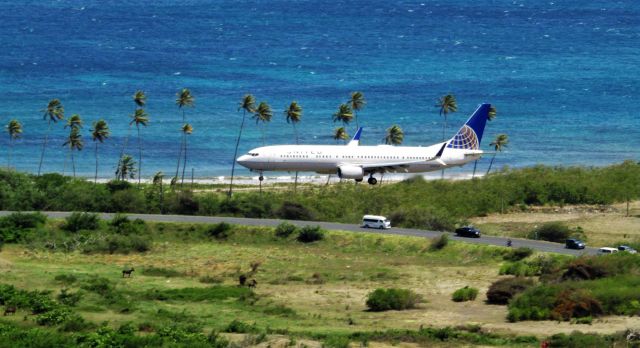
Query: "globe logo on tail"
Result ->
[[446, 125, 479, 150]]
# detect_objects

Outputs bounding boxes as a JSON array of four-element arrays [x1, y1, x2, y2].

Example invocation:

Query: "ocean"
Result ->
[[0, 0, 638, 180]]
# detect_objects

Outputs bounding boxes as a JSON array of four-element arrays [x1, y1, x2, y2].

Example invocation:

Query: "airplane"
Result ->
[[237, 103, 491, 185]]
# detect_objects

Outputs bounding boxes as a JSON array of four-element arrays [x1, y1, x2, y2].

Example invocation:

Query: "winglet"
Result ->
[[347, 127, 363, 146], [446, 103, 491, 150]]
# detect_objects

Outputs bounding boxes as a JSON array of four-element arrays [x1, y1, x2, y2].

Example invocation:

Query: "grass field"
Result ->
[[2, 217, 640, 347]]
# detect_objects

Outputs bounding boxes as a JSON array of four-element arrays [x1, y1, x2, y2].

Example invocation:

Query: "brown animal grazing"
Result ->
[[3, 306, 16, 316], [247, 279, 257, 288], [122, 268, 135, 278], [238, 274, 247, 286]]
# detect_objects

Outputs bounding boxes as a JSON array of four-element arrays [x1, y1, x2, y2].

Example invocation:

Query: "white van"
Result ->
[[597, 247, 619, 255], [362, 215, 391, 229]]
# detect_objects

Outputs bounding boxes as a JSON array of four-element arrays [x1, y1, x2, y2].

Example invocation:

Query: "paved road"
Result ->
[[0, 211, 597, 256]]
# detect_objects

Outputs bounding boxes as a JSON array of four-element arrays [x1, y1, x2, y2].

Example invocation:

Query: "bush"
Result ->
[[206, 222, 232, 240], [110, 189, 146, 213], [296, 225, 324, 243], [531, 222, 571, 242], [546, 331, 610, 348], [486, 277, 535, 305], [551, 289, 603, 320], [106, 180, 132, 193], [54, 274, 77, 285], [224, 319, 257, 333], [57, 288, 82, 306], [275, 222, 297, 238], [365, 288, 423, 311], [503, 247, 534, 261], [62, 212, 100, 232], [452, 286, 479, 302], [0, 212, 47, 229], [561, 259, 608, 281], [429, 234, 449, 251], [82, 234, 150, 254], [35, 307, 71, 326], [388, 207, 457, 231], [109, 214, 146, 235], [499, 262, 539, 277], [168, 192, 200, 215], [276, 201, 314, 220]]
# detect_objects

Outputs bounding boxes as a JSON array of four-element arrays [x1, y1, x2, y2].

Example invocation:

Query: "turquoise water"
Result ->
[[0, 0, 638, 178]]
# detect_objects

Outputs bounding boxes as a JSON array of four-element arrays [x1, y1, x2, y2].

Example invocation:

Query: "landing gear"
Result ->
[[259, 175, 264, 182], [367, 175, 378, 185], [355, 178, 363, 183]]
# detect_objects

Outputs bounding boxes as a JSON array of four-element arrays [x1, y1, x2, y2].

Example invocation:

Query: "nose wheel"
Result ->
[[367, 176, 377, 185]]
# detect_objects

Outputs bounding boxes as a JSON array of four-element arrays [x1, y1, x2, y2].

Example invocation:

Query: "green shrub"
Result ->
[[365, 288, 423, 311], [388, 208, 456, 231], [224, 319, 257, 333], [429, 234, 449, 251], [499, 262, 539, 277], [54, 274, 77, 285], [62, 212, 100, 232], [81, 277, 114, 297], [168, 192, 200, 215], [452, 286, 479, 302], [106, 180, 132, 193], [503, 247, 533, 261], [109, 214, 146, 235], [486, 277, 534, 305], [0, 212, 47, 229], [206, 222, 232, 240], [546, 331, 610, 348], [275, 222, 297, 238], [530, 222, 571, 242], [59, 313, 93, 332], [82, 234, 150, 254], [297, 225, 324, 243], [57, 288, 82, 306], [110, 189, 147, 213], [276, 201, 313, 220], [35, 307, 71, 326]]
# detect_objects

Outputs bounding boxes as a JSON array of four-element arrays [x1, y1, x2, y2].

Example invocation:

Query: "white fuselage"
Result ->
[[237, 143, 481, 175]]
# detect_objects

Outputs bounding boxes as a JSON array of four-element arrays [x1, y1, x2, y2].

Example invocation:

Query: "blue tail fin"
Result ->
[[446, 103, 491, 150], [347, 127, 363, 146]]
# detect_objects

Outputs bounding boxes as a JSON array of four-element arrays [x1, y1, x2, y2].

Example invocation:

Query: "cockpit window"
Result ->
[[247, 152, 259, 157]]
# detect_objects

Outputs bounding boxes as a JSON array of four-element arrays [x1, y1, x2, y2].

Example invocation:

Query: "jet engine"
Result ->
[[337, 165, 364, 180]]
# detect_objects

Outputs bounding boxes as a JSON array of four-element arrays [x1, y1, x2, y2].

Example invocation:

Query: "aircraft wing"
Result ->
[[360, 158, 446, 173]]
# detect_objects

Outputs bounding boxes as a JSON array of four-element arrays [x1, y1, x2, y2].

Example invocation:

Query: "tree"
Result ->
[[38, 99, 65, 176], [285, 101, 303, 192], [116, 154, 136, 181], [118, 90, 147, 178], [486, 134, 509, 175], [253, 101, 272, 145], [6, 119, 22, 169], [130, 109, 149, 185], [175, 88, 195, 184], [436, 94, 457, 178], [229, 94, 257, 197], [333, 104, 353, 125], [62, 127, 83, 178], [180, 123, 193, 185], [63, 114, 83, 176], [473, 105, 497, 178], [384, 125, 404, 145], [348, 91, 366, 129], [333, 127, 349, 144], [91, 119, 110, 183], [153, 171, 164, 213]]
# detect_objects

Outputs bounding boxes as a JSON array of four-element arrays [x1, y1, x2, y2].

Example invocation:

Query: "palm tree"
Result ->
[[253, 101, 272, 145], [384, 125, 404, 145], [472, 106, 497, 178], [130, 109, 149, 185], [62, 127, 83, 178], [229, 94, 257, 197], [333, 127, 349, 144], [91, 119, 110, 183], [486, 134, 509, 175], [116, 154, 136, 181], [175, 88, 195, 184], [285, 101, 303, 192], [153, 171, 164, 213], [65, 114, 83, 130], [118, 90, 147, 178], [6, 119, 22, 169], [435, 94, 457, 141], [348, 91, 366, 129], [180, 123, 193, 185], [38, 99, 64, 176], [333, 104, 353, 125], [436, 94, 457, 179]]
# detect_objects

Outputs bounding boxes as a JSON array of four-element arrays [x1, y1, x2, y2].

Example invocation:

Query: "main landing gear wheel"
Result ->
[[355, 178, 363, 183], [259, 175, 264, 182], [367, 177, 378, 185]]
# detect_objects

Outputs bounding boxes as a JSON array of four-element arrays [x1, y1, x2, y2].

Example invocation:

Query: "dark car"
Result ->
[[618, 245, 638, 254], [455, 226, 481, 238], [565, 239, 585, 250]]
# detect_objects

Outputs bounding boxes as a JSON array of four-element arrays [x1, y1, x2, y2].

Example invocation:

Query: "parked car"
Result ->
[[617, 245, 638, 254], [565, 239, 585, 249], [455, 226, 481, 238], [362, 215, 391, 229], [597, 247, 619, 255]]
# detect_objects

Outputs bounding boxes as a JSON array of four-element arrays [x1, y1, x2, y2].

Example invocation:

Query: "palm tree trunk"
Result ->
[[293, 123, 299, 193], [71, 151, 76, 178], [472, 160, 478, 178], [175, 133, 183, 184], [8, 139, 13, 169], [117, 123, 132, 179], [486, 154, 497, 175], [326, 175, 331, 185], [95, 142, 99, 183], [229, 110, 246, 197], [441, 113, 446, 179], [38, 120, 52, 176], [159, 180, 164, 214], [355, 112, 359, 129], [137, 125, 142, 185], [181, 135, 188, 186]]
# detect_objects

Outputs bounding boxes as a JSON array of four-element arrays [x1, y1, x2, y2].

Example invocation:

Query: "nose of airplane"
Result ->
[[236, 154, 251, 166]]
